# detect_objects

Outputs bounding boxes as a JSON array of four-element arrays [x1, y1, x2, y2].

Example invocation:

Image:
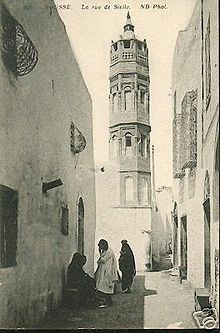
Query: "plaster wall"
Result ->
[[0, 0, 96, 327]]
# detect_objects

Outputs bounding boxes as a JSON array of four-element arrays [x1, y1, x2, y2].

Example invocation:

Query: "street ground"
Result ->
[[143, 270, 196, 329], [36, 263, 197, 329]]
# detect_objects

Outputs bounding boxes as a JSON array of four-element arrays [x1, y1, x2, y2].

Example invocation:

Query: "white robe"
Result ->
[[95, 248, 118, 294]]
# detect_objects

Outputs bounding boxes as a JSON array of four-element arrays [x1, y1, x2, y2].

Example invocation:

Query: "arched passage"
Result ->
[[77, 197, 84, 255]]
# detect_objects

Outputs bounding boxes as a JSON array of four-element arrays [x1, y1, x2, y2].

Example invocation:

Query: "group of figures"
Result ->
[[67, 239, 136, 308]]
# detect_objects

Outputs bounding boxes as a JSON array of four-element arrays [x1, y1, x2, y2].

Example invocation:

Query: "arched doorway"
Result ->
[[203, 171, 211, 289], [173, 202, 178, 268], [77, 197, 84, 255], [180, 215, 187, 278]]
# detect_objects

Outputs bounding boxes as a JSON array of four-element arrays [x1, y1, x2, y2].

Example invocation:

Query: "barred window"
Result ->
[[70, 122, 86, 154], [1, 5, 38, 76]]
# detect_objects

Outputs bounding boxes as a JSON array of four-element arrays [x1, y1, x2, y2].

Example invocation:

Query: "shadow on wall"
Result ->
[[133, 275, 157, 296]]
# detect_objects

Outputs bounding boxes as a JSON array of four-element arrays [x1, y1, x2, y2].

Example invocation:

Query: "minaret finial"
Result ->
[[125, 11, 133, 26], [124, 11, 134, 36], [125, 11, 132, 25]]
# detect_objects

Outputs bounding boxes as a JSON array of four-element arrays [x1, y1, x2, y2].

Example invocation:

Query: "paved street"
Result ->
[[37, 269, 196, 329], [143, 271, 196, 329]]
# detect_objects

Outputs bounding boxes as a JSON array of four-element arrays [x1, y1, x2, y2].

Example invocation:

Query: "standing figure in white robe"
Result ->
[[95, 239, 118, 308]]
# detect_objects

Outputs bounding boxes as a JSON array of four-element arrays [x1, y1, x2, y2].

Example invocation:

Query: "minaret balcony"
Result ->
[[119, 156, 150, 173], [110, 61, 149, 78], [110, 110, 150, 127], [110, 50, 135, 65]]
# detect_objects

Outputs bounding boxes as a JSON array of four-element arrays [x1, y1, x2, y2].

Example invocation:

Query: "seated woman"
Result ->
[[67, 252, 96, 308]]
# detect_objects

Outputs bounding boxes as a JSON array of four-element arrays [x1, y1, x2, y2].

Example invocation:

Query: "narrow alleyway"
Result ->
[[36, 269, 196, 329]]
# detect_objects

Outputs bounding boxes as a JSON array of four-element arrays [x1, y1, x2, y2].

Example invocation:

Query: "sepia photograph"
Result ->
[[0, 0, 219, 329]]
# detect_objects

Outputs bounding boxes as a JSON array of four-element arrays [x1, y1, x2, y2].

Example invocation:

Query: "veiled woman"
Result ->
[[67, 252, 96, 307], [118, 239, 136, 293]]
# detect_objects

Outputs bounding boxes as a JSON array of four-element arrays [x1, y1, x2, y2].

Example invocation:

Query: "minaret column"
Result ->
[[122, 90, 125, 112], [110, 94, 113, 112], [134, 74, 138, 113], [115, 91, 119, 112], [122, 135, 126, 156], [118, 74, 122, 113], [118, 91, 121, 113], [134, 74, 138, 89], [144, 90, 148, 112], [132, 90, 135, 112], [134, 136, 139, 156], [118, 74, 122, 90], [138, 90, 141, 106]]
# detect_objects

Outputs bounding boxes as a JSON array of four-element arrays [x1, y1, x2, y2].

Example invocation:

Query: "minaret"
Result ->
[[108, 13, 152, 269], [109, 12, 151, 208]]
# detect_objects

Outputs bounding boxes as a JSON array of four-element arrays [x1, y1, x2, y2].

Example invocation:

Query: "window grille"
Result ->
[[1, 5, 38, 76], [70, 122, 86, 154]]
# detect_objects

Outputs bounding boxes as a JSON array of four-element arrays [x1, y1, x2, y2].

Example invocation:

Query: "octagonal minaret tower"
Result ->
[[109, 12, 151, 209], [107, 13, 152, 270]]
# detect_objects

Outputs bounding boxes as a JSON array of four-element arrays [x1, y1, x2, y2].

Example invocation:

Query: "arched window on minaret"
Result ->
[[112, 93, 117, 112], [125, 132, 132, 157], [125, 176, 134, 202], [140, 90, 145, 104], [112, 135, 117, 159], [123, 40, 130, 48], [124, 89, 132, 111], [139, 134, 146, 157]]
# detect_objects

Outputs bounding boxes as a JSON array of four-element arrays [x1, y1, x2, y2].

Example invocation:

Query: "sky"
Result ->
[[55, 0, 196, 187]]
